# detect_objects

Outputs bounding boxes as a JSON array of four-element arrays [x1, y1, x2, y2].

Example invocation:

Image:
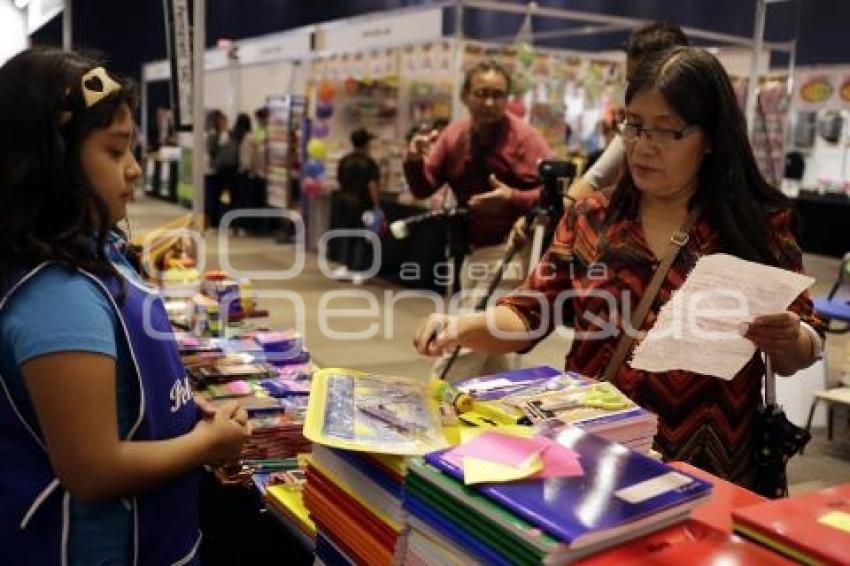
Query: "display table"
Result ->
[[794, 192, 850, 258], [327, 191, 448, 293]]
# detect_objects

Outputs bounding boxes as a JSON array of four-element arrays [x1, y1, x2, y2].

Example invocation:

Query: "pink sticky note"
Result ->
[[531, 443, 584, 479], [445, 431, 545, 469]]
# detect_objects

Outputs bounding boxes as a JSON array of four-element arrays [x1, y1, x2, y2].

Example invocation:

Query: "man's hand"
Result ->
[[468, 175, 513, 215], [407, 128, 439, 161]]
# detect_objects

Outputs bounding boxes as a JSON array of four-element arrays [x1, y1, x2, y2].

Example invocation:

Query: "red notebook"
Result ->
[[733, 484, 850, 565], [669, 461, 766, 532], [576, 519, 794, 565]]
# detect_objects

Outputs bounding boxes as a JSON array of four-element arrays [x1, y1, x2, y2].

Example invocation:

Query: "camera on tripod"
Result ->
[[537, 159, 577, 206]]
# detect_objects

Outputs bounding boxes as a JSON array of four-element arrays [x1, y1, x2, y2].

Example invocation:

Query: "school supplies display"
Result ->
[[305, 445, 409, 565], [575, 519, 795, 566], [405, 425, 712, 564], [456, 366, 658, 454], [304, 368, 449, 456], [733, 484, 850, 565]]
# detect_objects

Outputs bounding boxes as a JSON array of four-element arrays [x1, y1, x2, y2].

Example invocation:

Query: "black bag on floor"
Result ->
[[751, 357, 811, 499]]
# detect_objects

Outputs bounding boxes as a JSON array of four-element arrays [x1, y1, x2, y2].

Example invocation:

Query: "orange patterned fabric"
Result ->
[[499, 193, 824, 489]]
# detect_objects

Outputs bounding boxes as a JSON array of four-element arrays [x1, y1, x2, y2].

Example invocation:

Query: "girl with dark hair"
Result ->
[[415, 47, 824, 491], [0, 48, 249, 564]]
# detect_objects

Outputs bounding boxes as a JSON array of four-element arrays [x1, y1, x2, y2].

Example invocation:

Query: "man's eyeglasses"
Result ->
[[470, 88, 508, 101], [618, 122, 699, 146]]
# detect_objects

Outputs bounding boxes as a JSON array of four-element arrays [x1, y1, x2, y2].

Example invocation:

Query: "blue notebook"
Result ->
[[424, 426, 712, 547]]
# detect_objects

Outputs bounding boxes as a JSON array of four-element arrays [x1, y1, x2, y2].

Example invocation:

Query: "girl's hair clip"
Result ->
[[80, 67, 121, 108], [57, 67, 121, 126]]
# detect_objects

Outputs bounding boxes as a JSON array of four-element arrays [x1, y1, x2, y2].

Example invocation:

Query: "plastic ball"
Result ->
[[312, 121, 330, 138], [303, 177, 322, 198], [304, 159, 326, 178], [317, 81, 337, 103], [316, 101, 334, 120], [306, 139, 328, 160]]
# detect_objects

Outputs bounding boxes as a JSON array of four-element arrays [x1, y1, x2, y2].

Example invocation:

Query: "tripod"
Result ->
[[438, 160, 575, 380]]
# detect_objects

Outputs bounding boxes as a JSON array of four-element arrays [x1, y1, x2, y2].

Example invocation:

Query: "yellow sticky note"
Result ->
[[460, 424, 534, 444], [818, 511, 850, 534], [463, 454, 542, 485]]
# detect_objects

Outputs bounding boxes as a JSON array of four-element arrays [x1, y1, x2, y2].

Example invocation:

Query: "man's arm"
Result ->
[[402, 129, 447, 199]]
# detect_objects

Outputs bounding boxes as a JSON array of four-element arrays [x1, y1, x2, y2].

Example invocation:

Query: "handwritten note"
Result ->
[[629, 254, 814, 380]]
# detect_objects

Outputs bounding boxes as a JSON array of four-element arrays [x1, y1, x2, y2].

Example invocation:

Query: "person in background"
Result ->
[[585, 118, 618, 171], [335, 128, 382, 285], [404, 60, 552, 381], [206, 109, 232, 229], [250, 107, 270, 233], [509, 21, 690, 249], [0, 47, 249, 565], [570, 22, 690, 200], [232, 112, 253, 236], [415, 47, 824, 492]]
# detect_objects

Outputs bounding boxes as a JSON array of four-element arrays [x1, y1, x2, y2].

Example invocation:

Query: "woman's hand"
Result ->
[[414, 314, 459, 357], [742, 312, 802, 357], [743, 311, 817, 376]]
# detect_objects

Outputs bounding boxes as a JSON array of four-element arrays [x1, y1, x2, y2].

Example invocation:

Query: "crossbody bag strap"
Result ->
[[600, 207, 701, 382]]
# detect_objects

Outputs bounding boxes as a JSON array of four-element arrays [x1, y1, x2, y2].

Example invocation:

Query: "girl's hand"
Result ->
[[194, 400, 250, 467], [194, 394, 217, 419]]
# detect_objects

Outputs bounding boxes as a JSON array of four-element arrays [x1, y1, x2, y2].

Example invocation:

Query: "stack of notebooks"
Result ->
[[456, 366, 658, 454], [306, 445, 409, 565], [576, 462, 793, 565], [243, 410, 313, 460], [177, 331, 315, 468], [252, 469, 316, 540], [403, 425, 712, 564], [732, 483, 850, 565]]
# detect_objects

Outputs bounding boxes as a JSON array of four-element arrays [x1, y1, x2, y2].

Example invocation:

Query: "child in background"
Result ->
[[0, 48, 250, 564]]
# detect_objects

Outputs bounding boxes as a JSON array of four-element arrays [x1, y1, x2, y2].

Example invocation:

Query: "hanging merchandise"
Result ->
[[841, 75, 850, 106], [266, 95, 308, 209], [315, 101, 334, 120], [302, 177, 322, 198], [307, 139, 328, 161], [312, 121, 330, 139], [753, 80, 790, 186], [317, 80, 337, 104], [343, 77, 359, 96], [304, 159, 325, 178]]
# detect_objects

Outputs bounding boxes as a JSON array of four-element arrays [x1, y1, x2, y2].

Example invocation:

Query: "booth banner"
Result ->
[[795, 69, 850, 111], [163, 0, 193, 130]]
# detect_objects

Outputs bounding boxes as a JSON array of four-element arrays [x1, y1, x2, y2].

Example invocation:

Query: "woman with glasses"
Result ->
[[414, 47, 823, 491]]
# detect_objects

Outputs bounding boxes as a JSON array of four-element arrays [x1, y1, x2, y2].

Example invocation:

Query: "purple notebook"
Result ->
[[424, 426, 711, 545]]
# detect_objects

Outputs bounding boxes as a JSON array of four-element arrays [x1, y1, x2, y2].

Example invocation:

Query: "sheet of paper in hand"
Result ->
[[629, 254, 814, 380]]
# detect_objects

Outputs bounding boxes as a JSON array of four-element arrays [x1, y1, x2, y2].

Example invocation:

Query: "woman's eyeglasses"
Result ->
[[618, 122, 699, 147]]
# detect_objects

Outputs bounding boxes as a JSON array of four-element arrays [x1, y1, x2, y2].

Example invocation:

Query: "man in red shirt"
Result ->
[[403, 60, 552, 380]]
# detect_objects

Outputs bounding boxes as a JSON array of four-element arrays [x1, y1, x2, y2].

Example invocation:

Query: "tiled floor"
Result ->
[[128, 194, 850, 492]]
